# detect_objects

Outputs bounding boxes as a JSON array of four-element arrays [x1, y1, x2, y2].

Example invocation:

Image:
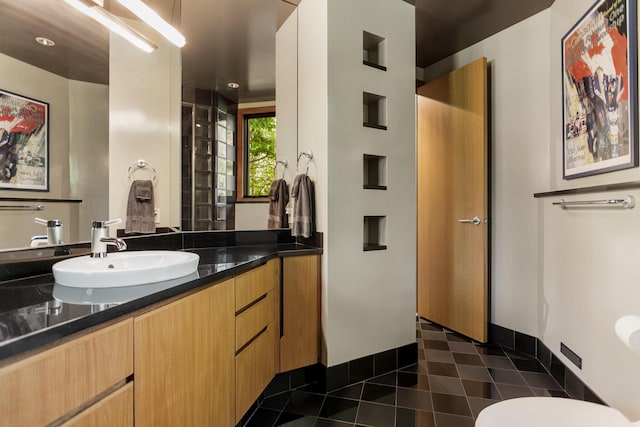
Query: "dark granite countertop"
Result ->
[[0, 242, 321, 362]]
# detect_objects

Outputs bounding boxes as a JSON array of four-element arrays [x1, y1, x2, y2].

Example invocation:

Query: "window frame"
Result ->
[[236, 106, 276, 202]]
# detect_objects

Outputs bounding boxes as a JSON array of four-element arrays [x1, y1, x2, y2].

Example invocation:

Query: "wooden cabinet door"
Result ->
[[134, 279, 235, 427], [61, 383, 133, 427], [280, 255, 319, 372]]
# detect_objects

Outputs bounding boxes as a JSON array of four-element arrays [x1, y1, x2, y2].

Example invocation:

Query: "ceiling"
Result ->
[[0, 0, 554, 104]]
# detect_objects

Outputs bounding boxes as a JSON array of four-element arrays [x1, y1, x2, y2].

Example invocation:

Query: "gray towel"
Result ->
[[291, 174, 314, 238], [268, 179, 289, 228], [125, 180, 155, 234]]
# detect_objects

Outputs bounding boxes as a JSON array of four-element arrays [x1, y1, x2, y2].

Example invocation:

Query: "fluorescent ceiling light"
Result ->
[[90, 7, 156, 52], [64, 0, 156, 53], [115, 0, 186, 48]]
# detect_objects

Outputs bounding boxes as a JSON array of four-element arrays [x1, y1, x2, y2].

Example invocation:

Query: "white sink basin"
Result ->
[[53, 272, 200, 304], [52, 251, 200, 288]]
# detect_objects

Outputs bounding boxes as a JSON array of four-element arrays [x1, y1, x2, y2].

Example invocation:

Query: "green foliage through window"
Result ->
[[246, 115, 276, 197]]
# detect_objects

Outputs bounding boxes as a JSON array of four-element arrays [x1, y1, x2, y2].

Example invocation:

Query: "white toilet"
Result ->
[[476, 397, 640, 427]]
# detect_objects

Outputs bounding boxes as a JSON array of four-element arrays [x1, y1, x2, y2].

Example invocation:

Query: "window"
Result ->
[[237, 106, 276, 200]]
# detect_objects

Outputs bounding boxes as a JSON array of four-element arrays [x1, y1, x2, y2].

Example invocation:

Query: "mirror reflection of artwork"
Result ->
[[0, 89, 48, 191], [562, 0, 638, 179]]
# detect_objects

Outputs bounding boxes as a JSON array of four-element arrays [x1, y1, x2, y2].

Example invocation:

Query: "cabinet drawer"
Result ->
[[61, 382, 133, 427], [235, 259, 278, 311], [236, 291, 274, 351], [0, 319, 133, 427], [235, 323, 276, 422]]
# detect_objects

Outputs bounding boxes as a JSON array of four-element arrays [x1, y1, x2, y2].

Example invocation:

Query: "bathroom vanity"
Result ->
[[0, 234, 321, 427]]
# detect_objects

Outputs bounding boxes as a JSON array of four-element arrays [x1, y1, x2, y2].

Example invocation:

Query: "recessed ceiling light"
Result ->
[[35, 37, 55, 47], [227, 82, 240, 89]]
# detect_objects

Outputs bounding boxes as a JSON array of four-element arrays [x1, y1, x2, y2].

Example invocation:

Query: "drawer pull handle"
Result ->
[[235, 326, 268, 355], [235, 293, 268, 315]]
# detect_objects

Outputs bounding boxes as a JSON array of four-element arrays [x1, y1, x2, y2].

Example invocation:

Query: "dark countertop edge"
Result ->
[[0, 244, 322, 362], [0, 197, 82, 203], [534, 181, 640, 198]]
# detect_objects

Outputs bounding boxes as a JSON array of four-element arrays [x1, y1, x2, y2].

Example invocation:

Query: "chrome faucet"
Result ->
[[31, 218, 63, 247], [90, 219, 127, 258]]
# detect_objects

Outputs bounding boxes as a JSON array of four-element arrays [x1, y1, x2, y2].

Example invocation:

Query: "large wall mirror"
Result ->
[[0, 0, 298, 251]]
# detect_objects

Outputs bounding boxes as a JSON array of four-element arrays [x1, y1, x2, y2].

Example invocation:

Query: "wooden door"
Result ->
[[134, 280, 235, 427], [417, 57, 489, 342]]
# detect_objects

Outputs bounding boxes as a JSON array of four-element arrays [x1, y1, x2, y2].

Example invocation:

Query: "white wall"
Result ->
[[276, 14, 299, 189], [68, 80, 109, 238], [295, 1, 330, 364], [282, 0, 416, 366], [542, 189, 640, 419], [325, 0, 416, 366], [109, 34, 181, 230], [423, 2, 640, 419], [235, 203, 269, 230], [542, 0, 640, 419]]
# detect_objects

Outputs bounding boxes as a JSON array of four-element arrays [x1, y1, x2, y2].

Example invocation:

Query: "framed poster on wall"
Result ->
[[562, 0, 638, 179], [0, 89, 49, 191]]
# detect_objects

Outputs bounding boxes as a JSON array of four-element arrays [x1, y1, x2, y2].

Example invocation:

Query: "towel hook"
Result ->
[[274, 159, 288, 180], [297, 151, 313, 175], [127, 159, 157, 183]]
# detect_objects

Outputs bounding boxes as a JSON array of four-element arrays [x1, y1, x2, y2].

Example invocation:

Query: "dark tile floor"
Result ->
[[244, 318, 569, 427]]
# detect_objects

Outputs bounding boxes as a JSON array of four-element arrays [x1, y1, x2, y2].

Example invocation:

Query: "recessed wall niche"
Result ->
[[363, 92, 387, 130], [363, 154, 387, 190], [363, 31, 387, 71], [363, 216, 387, 251]]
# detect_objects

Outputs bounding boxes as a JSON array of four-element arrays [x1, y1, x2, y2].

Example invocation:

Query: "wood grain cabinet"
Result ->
[[134, 279, 235, 427], [0, 254, 320, 427], [234, 259, 279, 423], [0, 319, 133, 427], [61, 382, 133, 427], [280, 255, 320, 372]]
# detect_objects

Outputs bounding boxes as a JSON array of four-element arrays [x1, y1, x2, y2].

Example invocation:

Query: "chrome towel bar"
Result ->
[[553, 195, 635, 209], [0, 204, 44, 211]]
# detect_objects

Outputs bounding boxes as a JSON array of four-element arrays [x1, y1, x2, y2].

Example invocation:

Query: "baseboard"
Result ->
[[489, 323, 605, 405]]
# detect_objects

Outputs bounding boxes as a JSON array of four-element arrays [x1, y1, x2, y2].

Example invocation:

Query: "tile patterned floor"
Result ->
[[245, 318, 569, 427]]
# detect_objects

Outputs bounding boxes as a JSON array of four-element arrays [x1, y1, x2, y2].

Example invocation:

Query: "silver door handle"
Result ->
[[458, 216, 481, 225]]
